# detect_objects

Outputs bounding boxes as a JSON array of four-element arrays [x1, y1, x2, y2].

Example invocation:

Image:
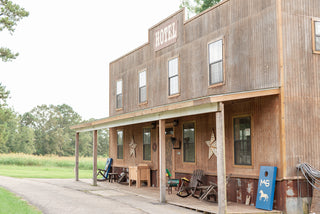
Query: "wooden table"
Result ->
[[129, 164, 150, 188]]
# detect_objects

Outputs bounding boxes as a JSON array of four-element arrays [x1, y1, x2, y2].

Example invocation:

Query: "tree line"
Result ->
[[0, 83, 108, 157]]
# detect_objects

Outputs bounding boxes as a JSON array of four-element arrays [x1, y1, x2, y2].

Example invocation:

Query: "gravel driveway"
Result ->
[[0, 176, 197, 214]]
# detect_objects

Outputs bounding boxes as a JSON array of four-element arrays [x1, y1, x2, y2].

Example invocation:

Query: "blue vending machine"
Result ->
[[256, 166, 277, 211]]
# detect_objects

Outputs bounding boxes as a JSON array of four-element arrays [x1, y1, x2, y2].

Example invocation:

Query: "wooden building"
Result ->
[[71, 0, 320, 213]]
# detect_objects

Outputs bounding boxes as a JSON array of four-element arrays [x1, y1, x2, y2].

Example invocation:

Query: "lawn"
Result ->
[[0, 153, 108, 213], [0, 187, 41, 214], [0, 153, 107, 179]]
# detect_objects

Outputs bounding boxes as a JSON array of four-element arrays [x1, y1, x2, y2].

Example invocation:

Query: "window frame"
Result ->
[[138, 69, 148, 105], [117, 130, 124, 160], [312, 19, 320, 54], [167, 56, 180, 98], [116, 79, 123, 110], [207, 38, 225, 88], [232, 115, 253, 168], [142, 127, 151, 161], [182, 121, 196, 163]]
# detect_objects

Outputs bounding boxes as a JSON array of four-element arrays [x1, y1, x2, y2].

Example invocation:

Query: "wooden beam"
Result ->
[[159, 119, 166, 203], [70, 88, 279, 133], [276, 0, 287, 178], [93, 130, 98, 186], [75, 132, 79, 181], [216, 102, 227, 213]]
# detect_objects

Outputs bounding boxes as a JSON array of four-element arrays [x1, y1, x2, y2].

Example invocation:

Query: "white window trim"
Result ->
[[207, 37, 225, 88], [138, 69, 148, 104], [167, 56, 180, 98]]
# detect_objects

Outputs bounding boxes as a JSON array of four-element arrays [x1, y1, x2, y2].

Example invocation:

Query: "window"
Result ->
[[168, 57, 179, 96], [117, 130, 123, 159], [183, 122, 195, 163], [143, 128, 151, 161], [208, 39, 223, 85], [313, 20, 320, 52], [234, 117, 251, 166], [139, 70, 147, 103], [116, 80, 122, 109]]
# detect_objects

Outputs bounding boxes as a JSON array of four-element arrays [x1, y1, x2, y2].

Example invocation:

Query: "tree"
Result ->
[[0, 0, 29, 62], [0, 83, 10, 106], [180, 0, 221, 18]]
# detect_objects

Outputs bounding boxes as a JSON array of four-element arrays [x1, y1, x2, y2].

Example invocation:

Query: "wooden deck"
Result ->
[[93, 181, 282, 214]]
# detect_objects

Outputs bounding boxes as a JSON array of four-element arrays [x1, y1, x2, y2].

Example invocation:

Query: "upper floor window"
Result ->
[[116, 80, 122, 109], [313, 20, 320, 53], [234, 116, 252, 166], [183, 122, 195, 163], [208, 39, 224, 85], [139, 70, 147, 103], [143, 128, 151, 161], [117, 130, 123, 159], [168, 57, 179, 96]]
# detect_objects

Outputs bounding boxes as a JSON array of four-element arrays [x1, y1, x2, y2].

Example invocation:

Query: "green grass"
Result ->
[[0, 153, 107, 179], [0, 187, 41, 214]]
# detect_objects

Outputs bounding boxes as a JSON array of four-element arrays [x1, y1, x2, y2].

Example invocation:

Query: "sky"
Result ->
[[0, 0, 182, 120]]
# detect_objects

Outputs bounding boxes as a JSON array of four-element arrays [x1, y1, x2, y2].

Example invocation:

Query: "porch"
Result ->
[[86, 180, 282, 214]]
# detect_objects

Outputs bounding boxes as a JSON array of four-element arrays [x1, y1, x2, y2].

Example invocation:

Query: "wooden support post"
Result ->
[[93, 130, 98, 186], [216, 102, 227, 213], [159, 119, 166, 203], [75, 132, 79, 181]]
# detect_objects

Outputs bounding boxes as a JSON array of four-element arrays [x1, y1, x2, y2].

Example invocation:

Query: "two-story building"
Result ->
[[71, 0, 320, 213]]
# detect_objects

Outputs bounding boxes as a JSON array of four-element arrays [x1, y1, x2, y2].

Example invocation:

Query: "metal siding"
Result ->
[[281, 0, 320, 177], [109, 0, 280, 117]]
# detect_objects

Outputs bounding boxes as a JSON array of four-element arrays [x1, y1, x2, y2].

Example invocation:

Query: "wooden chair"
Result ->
[[96, 158, 113, 181], [176, 169, 204, 198]]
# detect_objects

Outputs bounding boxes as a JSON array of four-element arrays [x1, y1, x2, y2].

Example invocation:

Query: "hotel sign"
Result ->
[[154, 18, 178, 51]]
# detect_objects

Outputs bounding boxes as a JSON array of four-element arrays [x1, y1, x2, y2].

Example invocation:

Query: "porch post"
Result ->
[[159, 119, 166, 203], [75, 132, 79, 181], [93, 130, 98, 186], [216, 102, 227, 213]]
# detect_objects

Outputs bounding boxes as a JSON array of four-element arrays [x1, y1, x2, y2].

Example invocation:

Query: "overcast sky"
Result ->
[[0, 0, 182, 120]]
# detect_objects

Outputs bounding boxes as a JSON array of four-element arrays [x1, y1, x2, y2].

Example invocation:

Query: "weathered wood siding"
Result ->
[[109, 0, 279, 117], [281, 0, 320, 177], [110, 96, 281, 179]]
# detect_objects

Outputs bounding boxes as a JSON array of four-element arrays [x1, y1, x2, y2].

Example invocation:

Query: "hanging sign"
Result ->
[[153, 18, 178, 51], [256, 166, 277, 211]]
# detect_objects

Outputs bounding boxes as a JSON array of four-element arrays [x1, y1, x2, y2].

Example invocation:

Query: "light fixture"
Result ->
[[151, 122, 157, 129], [173, 120, 179, 127]]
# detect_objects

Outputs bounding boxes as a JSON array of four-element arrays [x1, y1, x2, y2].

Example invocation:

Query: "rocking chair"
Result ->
[[176, 169, 204, 198], [96, 158, 113, 181]]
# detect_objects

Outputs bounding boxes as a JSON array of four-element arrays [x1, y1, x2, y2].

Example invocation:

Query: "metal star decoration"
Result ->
[[205, 130, 217, 159], [129, 136, 137, 158]]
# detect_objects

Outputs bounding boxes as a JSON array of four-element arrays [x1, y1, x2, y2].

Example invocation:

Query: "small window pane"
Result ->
[[117, 131, 123, 159], [139, 86, 147, 103], [316, 36, 320, 51], [143, 128, 151, 161], [210, 61, 223, 84], [116, 94, 122, 109], [168, 58, 178, 77], [209, 40, 222, 63], [234, 117, 251, 165], [116, 80, 122, 95], [183, 122, 195, 163], [169, 76, 179, 95], [315, 21, 320, 35], [139, 71, 146, 87]]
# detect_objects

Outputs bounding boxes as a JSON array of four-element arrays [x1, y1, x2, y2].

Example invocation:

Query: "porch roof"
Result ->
[[70, 87, 280, 132]]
